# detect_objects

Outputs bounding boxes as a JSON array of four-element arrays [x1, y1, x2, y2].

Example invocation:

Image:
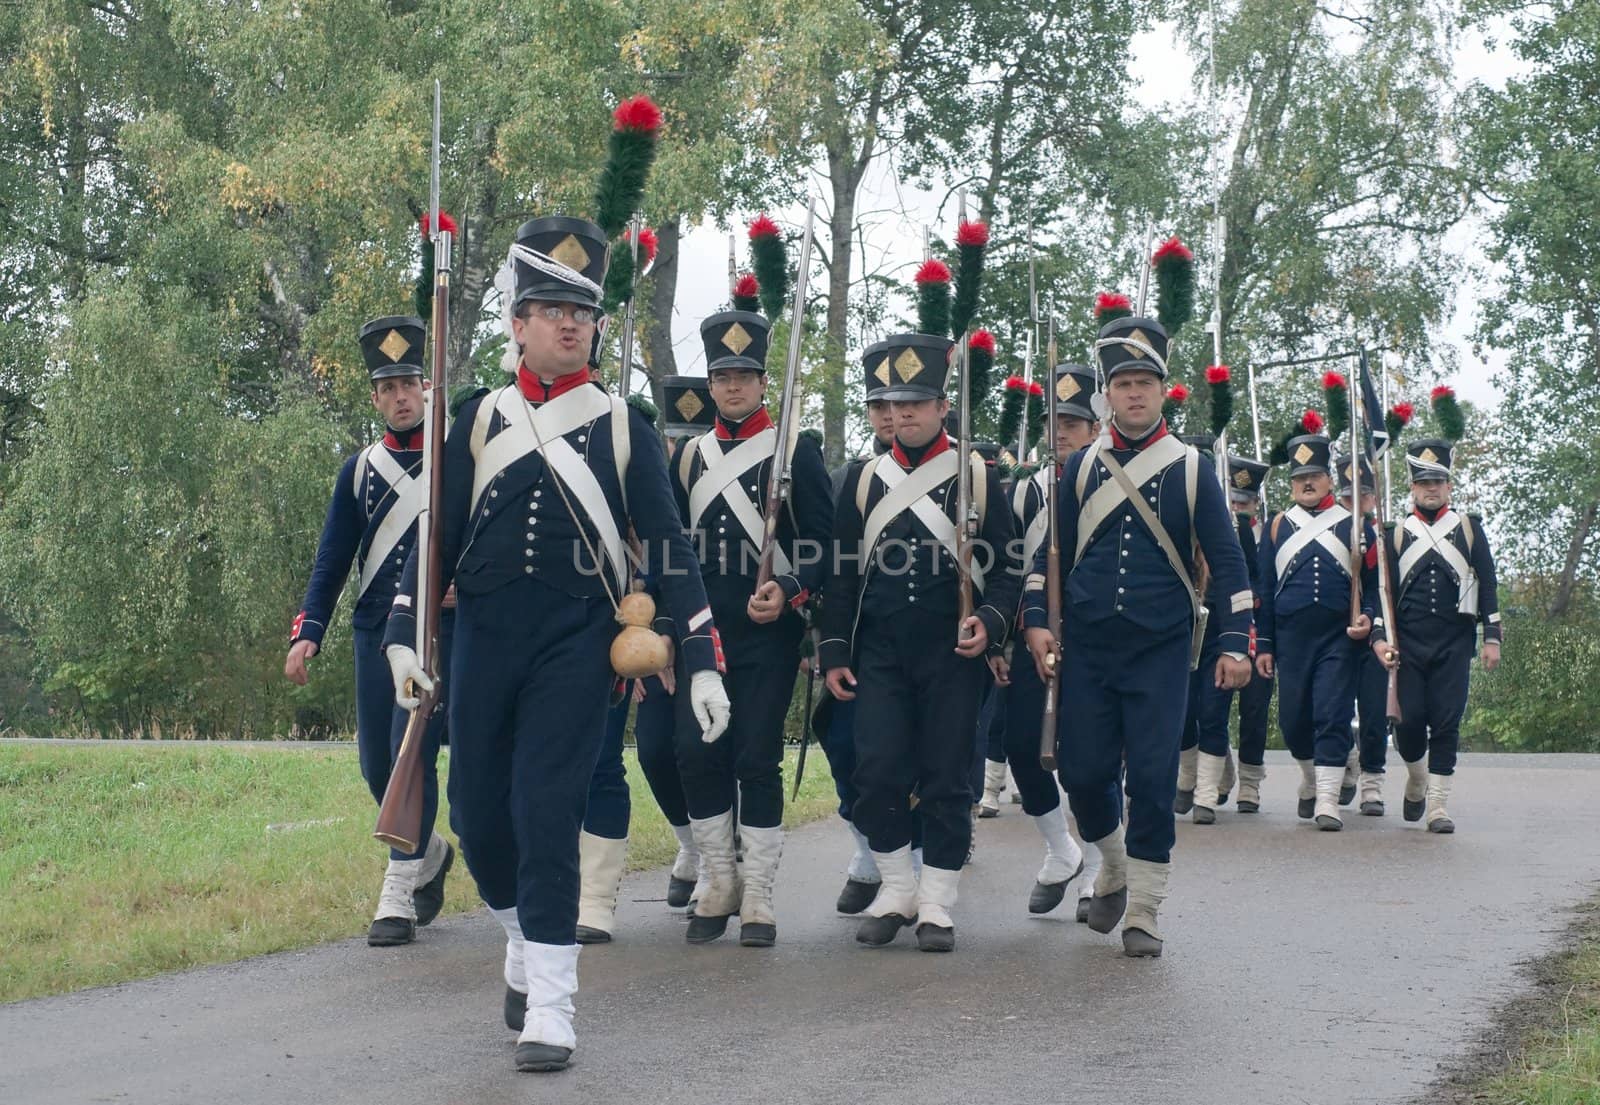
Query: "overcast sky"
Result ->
[[655, 16, 1518, 411]]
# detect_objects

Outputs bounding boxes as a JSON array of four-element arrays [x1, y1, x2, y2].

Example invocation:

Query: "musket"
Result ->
[[1018, 225, 1038, 462], [791, 626, 819, 802], [955, 326, 977, 637], [727, 232, 737, 296], [1348, 350, 1364, 632], [755, 198, 817, 591], [618, 212, 642, 399], [376, 82, 449, 853], [1135, 223, 1156, 316], [1209, 211, 1229, 490], [1369, 348, 1402, 723], [1039, 315, 1061, 771]]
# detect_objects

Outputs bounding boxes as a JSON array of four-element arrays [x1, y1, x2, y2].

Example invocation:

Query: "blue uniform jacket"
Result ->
[[1254, 502, 1378, 653], [1371, 508, 1502, 645]]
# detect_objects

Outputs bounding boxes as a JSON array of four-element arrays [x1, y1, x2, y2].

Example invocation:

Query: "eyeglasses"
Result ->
[[531, 303, 596, 325]]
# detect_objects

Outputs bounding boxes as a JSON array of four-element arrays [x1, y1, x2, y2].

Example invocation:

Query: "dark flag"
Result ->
[[1358, 348, 1389, 458]]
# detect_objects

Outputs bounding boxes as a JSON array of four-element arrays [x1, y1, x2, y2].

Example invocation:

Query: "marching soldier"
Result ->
[[820, 332, 1020, 952], [993, 363, 1105, 919], [1371, 436, 1502, 832], [664, 309, 833, 947], [284, 314, 453, 947], [1254, 434, 1377, 831], [1021, 315, 1253, 958], [1339, 454, 1391, 815], [1226, 455, 1274, 812], [383, 215, 731, 1072]]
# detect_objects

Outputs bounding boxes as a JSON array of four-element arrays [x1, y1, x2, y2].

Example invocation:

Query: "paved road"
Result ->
[[5, 752, 1598, 1105]]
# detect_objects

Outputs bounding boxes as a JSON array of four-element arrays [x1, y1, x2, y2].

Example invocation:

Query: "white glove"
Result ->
[[386, 645, 435, 710], [689, 670, 731, 743]]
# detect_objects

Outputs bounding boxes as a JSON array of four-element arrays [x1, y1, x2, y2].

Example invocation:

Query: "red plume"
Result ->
[[748, 213, 780, 239], [955, 220, 990, 247], [1302, 409, 1325, 433], [1391, 402, 1415, 425], [1004, 375, 1029, 391], [624, 226, 659, 263], [419, 210, 458, 236], [613, 95, 662, 133], [1152, 236, 1193, 264], [1205, 364, 1231, 385], [915, 259, 952, 284], [970, 329, 996, 355], [1028, 381, 1044, 397], [1095, 291, 1132, 315], [1167, 383, 1190, 402], [1430, 385, 1454, 401], [1322, 370, 1348, 390], [733, 274, 759, 299]]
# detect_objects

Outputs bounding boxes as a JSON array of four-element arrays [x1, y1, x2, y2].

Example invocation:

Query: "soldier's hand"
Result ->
[[1216, 655, 1251, 690], [441, 584, 458, 610], [746, 581, 785, 624], [988, 654, 1011, 686], [1023, 627, 1060, 685], [284, 639, 318, 686], [1346, 613, 1373, 640], [1255, 652, 1275, 679], [385, 645, 434, 710], [1373, 639, 1399, 671], [690, 670, 731, 742], [954, 615, 989, 657], [825, 667, 858, 702], [657, 635, 677, 695], [1481, 640, 1501, 672]]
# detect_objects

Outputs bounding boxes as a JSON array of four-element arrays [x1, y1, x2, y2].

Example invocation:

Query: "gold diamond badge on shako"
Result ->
[[1125, 329, 1150, 358], [1294, 443, 1314, 466], [378, 329, 410, 362], [1057, 374, 1081, 401], [874, 360, 892, 387], [1233, 468, 1252, 488], [893, 347, 923, 382], [721, 322, 752, 356], [1419, 447, 1439, 464], [675, 391, 704, 422], [549, 234, 591, 272]]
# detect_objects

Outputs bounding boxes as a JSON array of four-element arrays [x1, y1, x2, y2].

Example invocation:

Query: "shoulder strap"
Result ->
[[1272, 512, 1284, 543], [855, 454, 880, 518], [468, 386, 504, 460], [352, 444, 375, 504], [677, 432, 701, 490], [1462, 513, 1476, 553], [970, 452, 988, 525], [1075, 440, 1101, 506], [610, 396, 630, 518], [1100, 449, 1201, 621]]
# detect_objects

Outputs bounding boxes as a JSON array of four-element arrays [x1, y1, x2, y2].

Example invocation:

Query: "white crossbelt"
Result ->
[[687, 430, 792, 577], [469, 384, 628, 591], [1274, 503, 1352, 585], [860, 451, 985, 592], [1400, 511, 1478, 614], [355, 445, 421, 598], [1015, 467, 1052, 568], [1073, 434, 1186, 563]]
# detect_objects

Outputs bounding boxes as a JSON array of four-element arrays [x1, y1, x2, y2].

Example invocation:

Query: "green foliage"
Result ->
[[1465, 610, 1600, 753], [749, 228, 789, 323]]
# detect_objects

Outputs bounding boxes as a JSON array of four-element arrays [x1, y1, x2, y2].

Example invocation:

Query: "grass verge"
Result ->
[[0, 741, 842, 1004], [1434, 897, 1600, 1105]]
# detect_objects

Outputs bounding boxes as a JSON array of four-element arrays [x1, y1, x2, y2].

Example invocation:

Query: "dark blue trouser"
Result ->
[[852, 607, 986, 870], [1057, 616, 1190, 864], [1180, 615, 1230, 756], [632, 674, 688, 827], [1392, 619, 1475, 776], [819, 697, 860, 819], [354, 623, 447, 861], [1000, 651, 1061, 817], [447, 578, 615, 945], [969, 683, 1000, 799], [586, 685, 632, 840], [1354, 644, 1389, 773], [1237, 664, 1273, 765], [985, 682, 1007, 763], [1275, 607, 1358, 767]]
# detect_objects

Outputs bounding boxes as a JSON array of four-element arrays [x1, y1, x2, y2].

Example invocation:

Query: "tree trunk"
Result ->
[[1548, 499, 1597, 619], [643, 217, 682, 412], [821, 155, 859, 469]]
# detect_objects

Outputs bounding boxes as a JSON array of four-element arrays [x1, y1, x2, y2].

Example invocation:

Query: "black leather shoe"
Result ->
[[1173, 789, 1194, 814], [1122, 927, 1163, 958], [836, 878, 880, 915], [1404, 797, 1424, 822], [1237, 798, 1260, 813], [1075, 897, 1091, 923], [1316, 814, 1343, 831], [1297, 797, 1315, 819], [514, 1042, 572, 1072], [685, 912, 732, 944], [1086, 887, 1128, 934], [1029, 880, 1068, 915], [504, 986, 526, 1032], [666, 874, 695, 909], [1360, 799, 1385, 817], [575, 925, 611, 945], [1339, 782, 1357, 806], [413, 841, 454, 927], [1193, 805, 1216, 825], [367, 916, 415, 947], [739, 922, 776, 948], [916, 923, 955, 952], [856, 913, 915, 947], [1427, 815, 1455, 834]]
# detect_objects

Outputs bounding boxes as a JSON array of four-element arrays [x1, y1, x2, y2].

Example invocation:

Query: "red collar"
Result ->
[[382, 427, 424, 450], [1318, 493, 1336, 511], [713, 406, 774, 440], [1414, 503, 1450, 522], [517, 363, 592, 403], [1108, 418, 1169, 451], [891, 431, 951, 469]]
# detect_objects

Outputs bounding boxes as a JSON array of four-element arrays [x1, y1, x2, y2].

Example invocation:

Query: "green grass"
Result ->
[[1470, 903, 1600, 1105], [0, 742, 842, 1004]]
